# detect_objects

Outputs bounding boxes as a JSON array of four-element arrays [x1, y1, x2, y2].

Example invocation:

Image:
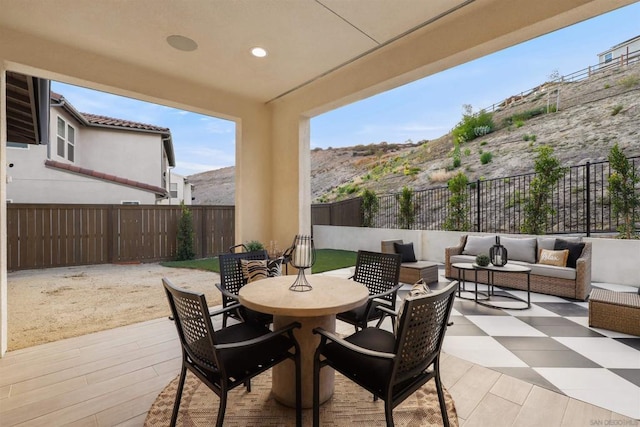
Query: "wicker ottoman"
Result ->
[[589, 289, 640, 336]]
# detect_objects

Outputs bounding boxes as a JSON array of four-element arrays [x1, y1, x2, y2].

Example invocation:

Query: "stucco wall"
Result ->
[[314, 225, 640, 288], [6, 140, 158, 204]]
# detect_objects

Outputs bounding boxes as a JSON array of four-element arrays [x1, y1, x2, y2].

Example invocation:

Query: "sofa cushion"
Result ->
[[528, 263, 576, 280], [554, 239, 585, 268], [500, 236, 537, 264], [450, 254, 577, 281], [537, 237, 557, 252], [394, 242, 417, 263], [462, 235, 495, 256], [538, 249, 569, 267]]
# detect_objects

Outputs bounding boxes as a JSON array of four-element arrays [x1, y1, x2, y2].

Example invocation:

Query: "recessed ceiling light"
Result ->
[[251, 47, 268, 58], [166, 35, 198, 52]]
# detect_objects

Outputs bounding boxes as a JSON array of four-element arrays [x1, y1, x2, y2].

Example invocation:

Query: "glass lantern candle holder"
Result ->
[[490, 236, 508, 266], [289, 234, 315, 292]]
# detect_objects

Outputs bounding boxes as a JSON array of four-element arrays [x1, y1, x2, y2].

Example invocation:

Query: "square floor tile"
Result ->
[[453, 300, 509, 316], [517, 316, 579, 327], [554, 337, 640, 368], [466, 316, 547, 337], [495, 336, 570, 351], [536, 302, 589, 317], [442, 336, 527, 367], [506, 304, 561, 317], [445, 316, 488, 336], [510, 349, 601, 368], [491, 367, 562, 394], [616, 338, 640, 351], [503, 290, 569, 303], [529, 324, 605, 338], [610, 369, 640, 387], [565, 317, 639, 338], [535, 367, 640, 419]]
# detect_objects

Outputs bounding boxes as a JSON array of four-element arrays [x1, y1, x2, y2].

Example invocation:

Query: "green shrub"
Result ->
[[611, 105, 623, 116], [480, 141, 488, 146], [480, 152, 493, 164], [618, 75, 639, 88], [521, 146, 567, 234], [608, 143, 640, 239], [444, 172, 470, 231], [176, 202, 195, 261], [464, 148, 471, 156], [360, 188, 379, 228], [452, 106, 494, 143], [514, 119, 525, 128], [396, 186, 417, 229]]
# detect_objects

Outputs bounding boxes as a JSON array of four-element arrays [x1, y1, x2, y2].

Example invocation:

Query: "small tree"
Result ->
[[521, 146, 567, 235], [444, 172, 470, 231], [397, 186, 416, 229], [176, 202, 195, 261], [608, 143, 640, 239], [361, 188, 379, 228]]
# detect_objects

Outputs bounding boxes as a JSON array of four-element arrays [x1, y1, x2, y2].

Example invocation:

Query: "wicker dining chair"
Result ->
[[162, 278, 302, 427], [216, 250, 271, 327], [313, 280, 458, 427], [336, 250, 402, 331]]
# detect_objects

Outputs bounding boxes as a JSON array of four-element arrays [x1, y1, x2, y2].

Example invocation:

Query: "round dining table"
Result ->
[[238, 274, 369, 408]]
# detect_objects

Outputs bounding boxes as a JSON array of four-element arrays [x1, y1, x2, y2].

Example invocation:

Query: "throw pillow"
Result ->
[[268, 257, 284, 277], [394, 242, 417, 263], [538, 249, 569, 267], [462, 235, 496, 256], [395, 279, 431, 334], [500, 236, 537, 264], [554, 239, 585, 268], [241, 259, 269, 283]]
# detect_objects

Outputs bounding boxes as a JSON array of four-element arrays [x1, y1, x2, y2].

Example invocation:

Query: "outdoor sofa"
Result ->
[[445, 234, 592, 301]]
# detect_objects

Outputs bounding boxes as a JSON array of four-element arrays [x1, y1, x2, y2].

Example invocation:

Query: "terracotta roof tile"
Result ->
[[82, 113, 170, 133], [45, 159, 168, 197]]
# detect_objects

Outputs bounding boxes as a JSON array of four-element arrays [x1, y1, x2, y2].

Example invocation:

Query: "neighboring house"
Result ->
[[6, 91, 191, 205], [598, 34, 640, 64], [158, 171, 194, 205]]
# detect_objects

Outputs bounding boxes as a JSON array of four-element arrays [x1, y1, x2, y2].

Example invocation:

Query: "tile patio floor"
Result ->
[[0, 267, 638, 426]]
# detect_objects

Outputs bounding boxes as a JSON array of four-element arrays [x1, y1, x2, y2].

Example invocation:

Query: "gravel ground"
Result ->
[[7, 263, 221, 351]]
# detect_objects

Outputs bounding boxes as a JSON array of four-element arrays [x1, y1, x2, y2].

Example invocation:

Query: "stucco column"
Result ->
[[234, 107, 274, 246], [1, 64, 8, 356], [269, 104, 311, 248]]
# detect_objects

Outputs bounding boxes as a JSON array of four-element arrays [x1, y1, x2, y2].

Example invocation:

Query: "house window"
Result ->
[[170, 183, 178, 198], [57, 116, 76, 162], [605, 52, 613, 63], [121, 201, 140, 205]]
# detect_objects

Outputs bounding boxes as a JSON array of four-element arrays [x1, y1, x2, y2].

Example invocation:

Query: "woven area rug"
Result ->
[[145, 370, 458, 426]]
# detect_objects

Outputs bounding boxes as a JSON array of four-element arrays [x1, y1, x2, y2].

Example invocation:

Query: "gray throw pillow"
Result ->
[[462, 235, 495, 256], [500, 236, 537, 264]]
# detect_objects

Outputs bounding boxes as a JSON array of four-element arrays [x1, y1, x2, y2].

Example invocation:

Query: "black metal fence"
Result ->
[[368, 156, 639, 236]]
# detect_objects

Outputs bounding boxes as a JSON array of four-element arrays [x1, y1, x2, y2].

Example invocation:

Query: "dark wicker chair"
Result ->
[[216, 250, 270, 327], [313, 280, 458, 427], [336, 250, 402, 331], [162, 278, 302, 427]]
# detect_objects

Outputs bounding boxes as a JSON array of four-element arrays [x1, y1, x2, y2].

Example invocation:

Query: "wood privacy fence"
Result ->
[[6, 204, 235, 271], [311, 198, 362, 227]]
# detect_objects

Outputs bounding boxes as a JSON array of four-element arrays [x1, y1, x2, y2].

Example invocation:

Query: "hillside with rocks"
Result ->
[[189, 63, 640, 205]]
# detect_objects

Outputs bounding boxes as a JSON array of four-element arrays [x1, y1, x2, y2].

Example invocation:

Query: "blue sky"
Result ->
[[52, 2, 640, 177]]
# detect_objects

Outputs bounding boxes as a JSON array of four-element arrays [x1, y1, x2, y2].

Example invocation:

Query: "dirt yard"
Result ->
[[7, 263, 222, 351]]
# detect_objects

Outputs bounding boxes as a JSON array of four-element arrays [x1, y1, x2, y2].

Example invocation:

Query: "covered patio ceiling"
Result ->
[[0, 0, 635, 111], [0, 0, 637, 357]]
